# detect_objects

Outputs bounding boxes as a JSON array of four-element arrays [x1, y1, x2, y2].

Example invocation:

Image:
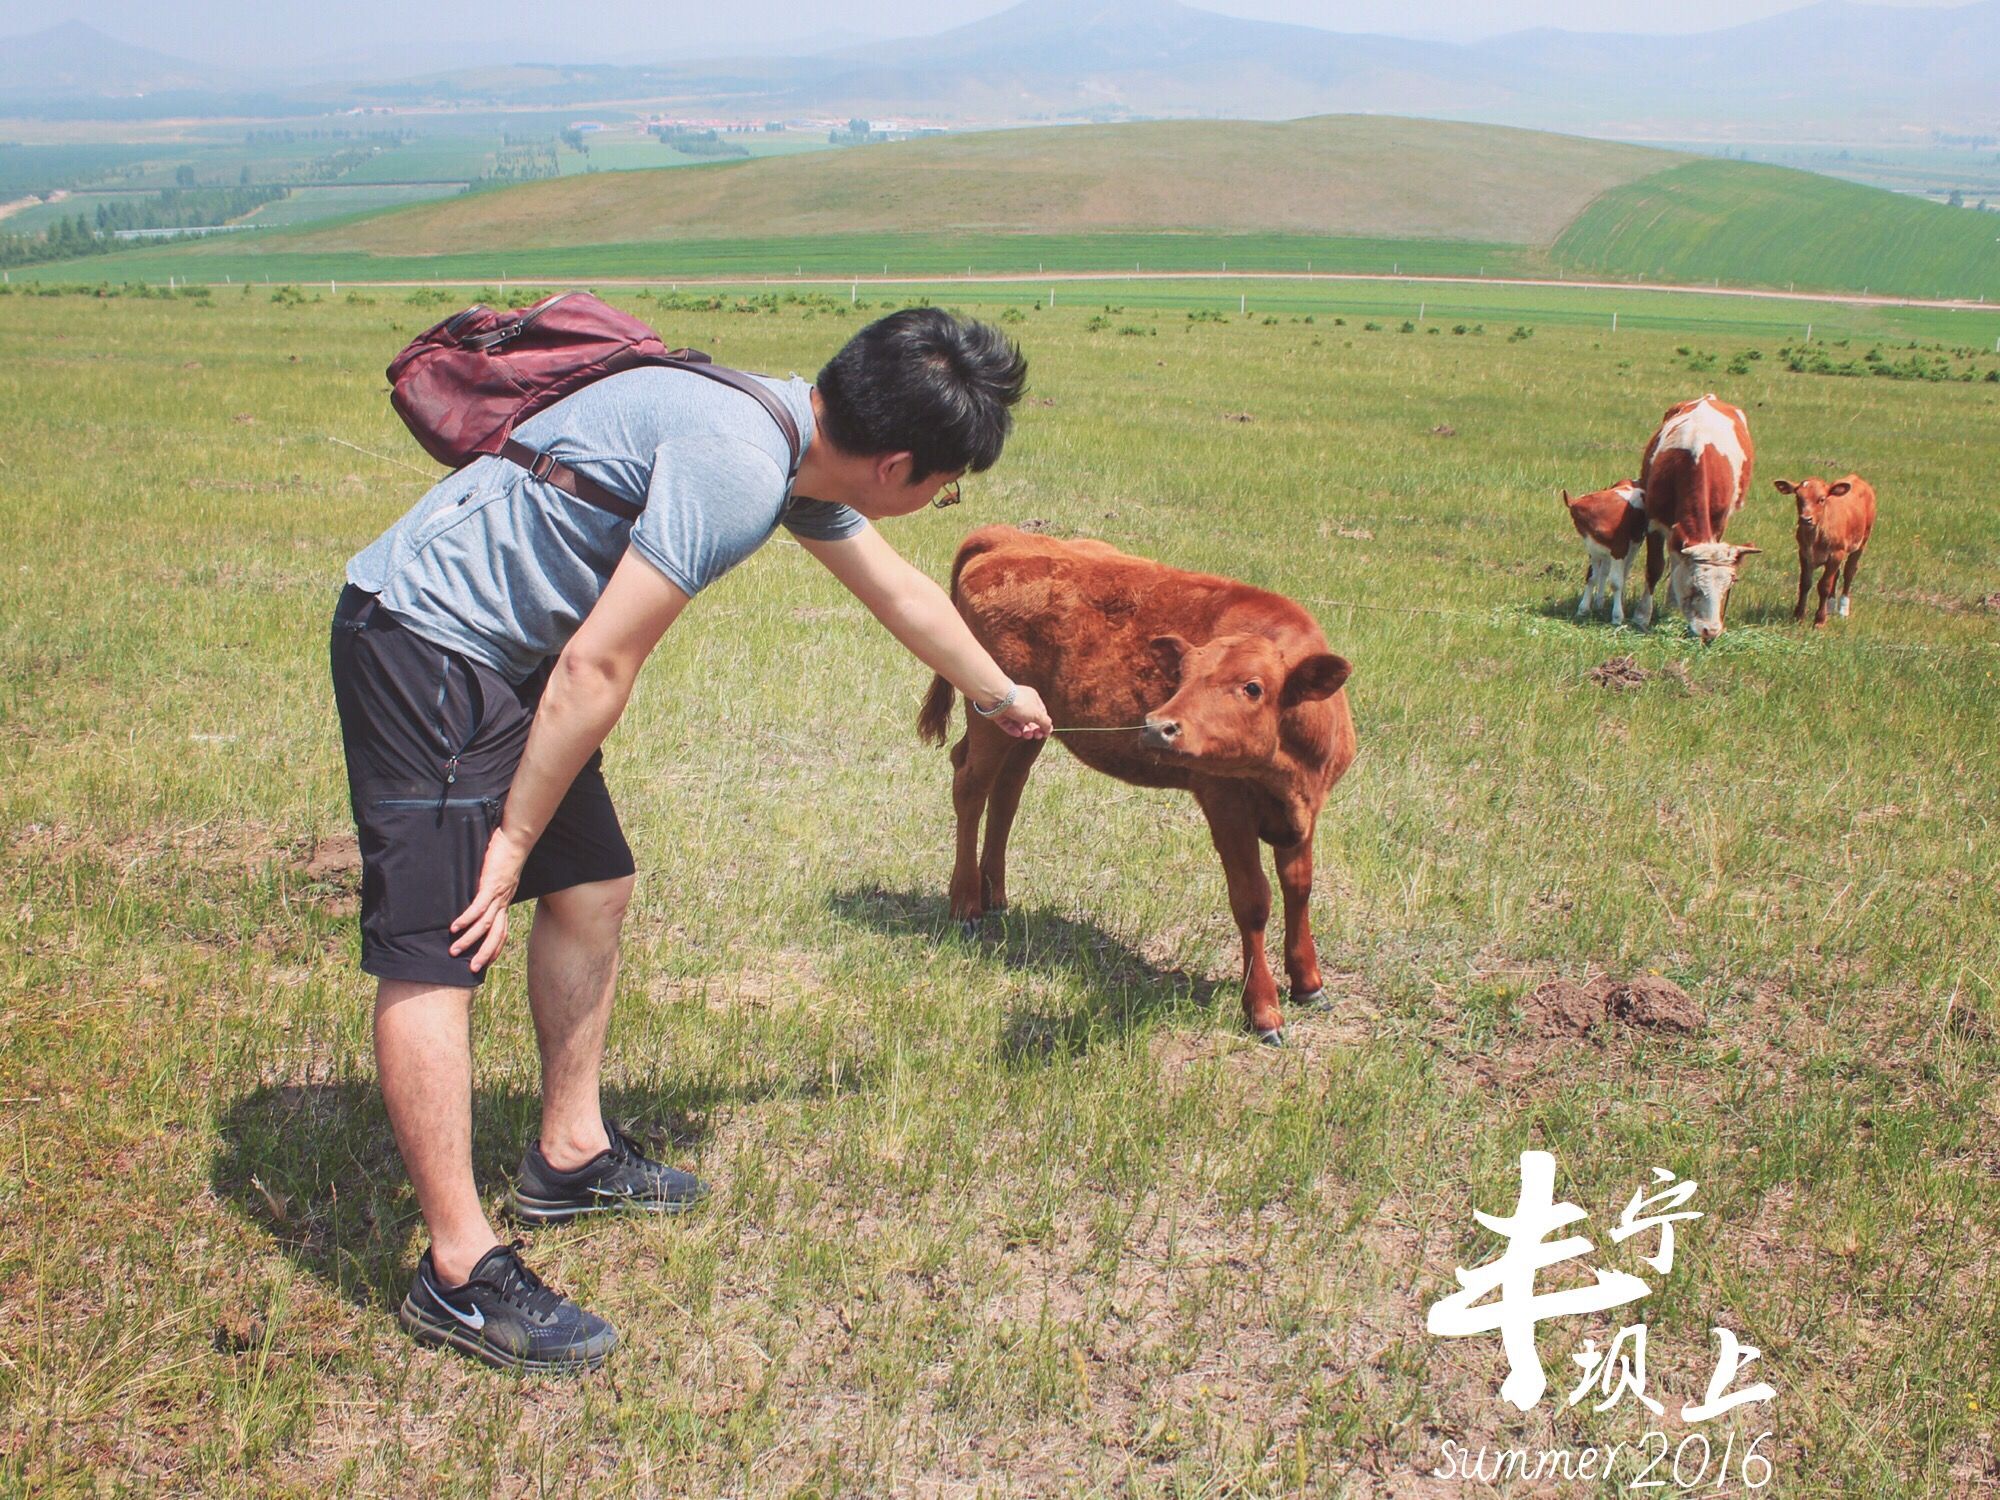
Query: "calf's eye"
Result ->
[[1244, 681, 1263, 700]]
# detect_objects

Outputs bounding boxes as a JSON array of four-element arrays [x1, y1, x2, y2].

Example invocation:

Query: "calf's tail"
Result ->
[[918, 673, 955, 746]]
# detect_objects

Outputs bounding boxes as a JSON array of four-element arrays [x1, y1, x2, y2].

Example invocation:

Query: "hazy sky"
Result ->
[[2, 0, 1979, 67]]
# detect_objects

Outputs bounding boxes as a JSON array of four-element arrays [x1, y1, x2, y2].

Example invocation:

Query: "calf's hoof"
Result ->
[[1257, 1026, 1286, 1048], [957, 917, 981, 939], [1292, 987, 1328, 1010]]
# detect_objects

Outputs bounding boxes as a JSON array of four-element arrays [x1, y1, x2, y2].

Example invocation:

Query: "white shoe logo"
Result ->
[[426, 1275, 486, 1330]]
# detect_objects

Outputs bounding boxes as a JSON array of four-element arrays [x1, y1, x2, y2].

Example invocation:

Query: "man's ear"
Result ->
[[874, 451, 916, 487], [1772, 479, 1795, 495], [1149, 635, 1190, 684], [1828, 481, 1852, 497], [1281, 652, 1352, 707]]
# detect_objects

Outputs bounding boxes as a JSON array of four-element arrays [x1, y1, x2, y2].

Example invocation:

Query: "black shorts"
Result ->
[[329, 583, 636, 988]]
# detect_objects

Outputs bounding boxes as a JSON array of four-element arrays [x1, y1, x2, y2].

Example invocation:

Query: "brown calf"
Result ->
[[1563, 480, 1649, 626], [1774, 474, 1877, 626], [1633, 393, 1761, 642], [918, 526, 1357, 1045]]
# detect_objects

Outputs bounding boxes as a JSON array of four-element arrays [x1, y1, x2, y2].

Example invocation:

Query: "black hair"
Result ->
[[814, 307, 1028, 481]]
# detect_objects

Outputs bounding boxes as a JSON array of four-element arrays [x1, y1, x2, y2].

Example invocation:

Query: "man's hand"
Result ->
[[986, 684, 1052, 739], [449, 823, 535, 974]]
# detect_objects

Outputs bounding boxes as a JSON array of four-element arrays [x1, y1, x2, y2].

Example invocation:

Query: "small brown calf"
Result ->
[[1562, 481, 1649, 626], [1773, 474, 1877, 626]]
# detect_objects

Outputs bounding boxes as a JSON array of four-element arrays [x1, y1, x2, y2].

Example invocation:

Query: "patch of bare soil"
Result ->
[[1525, 975, 1705, 1038], [299, 835, 360, 881], [1221, 411, 1255, 423], [1429, 424, 1456, 438]]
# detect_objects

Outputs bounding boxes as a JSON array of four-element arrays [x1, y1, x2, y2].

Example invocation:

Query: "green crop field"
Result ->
[[237, 184, 467, 229], [1, 281, 1997, 1497], [1554, 160, 2000, 303]]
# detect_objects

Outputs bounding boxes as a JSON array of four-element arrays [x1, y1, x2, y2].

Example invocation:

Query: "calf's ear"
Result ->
[[1281, 652, 1352, 707], [1561, 488, 1571, 505], [1772, 479, 1795, 495], [1149, 634, 1190, 683], [1828, 481, 1852, 497], [1731, 545, 1763, 565]]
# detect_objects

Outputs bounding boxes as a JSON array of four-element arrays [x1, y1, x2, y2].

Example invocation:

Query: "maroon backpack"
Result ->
[[387, 289, 801, 521]]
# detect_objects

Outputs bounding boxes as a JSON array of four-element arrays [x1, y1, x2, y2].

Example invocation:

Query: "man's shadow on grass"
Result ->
[[826, 884, 1228, 1067], [212, 1058, 878, 1313]]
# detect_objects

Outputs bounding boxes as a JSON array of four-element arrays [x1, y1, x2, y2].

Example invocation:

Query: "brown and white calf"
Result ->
[[1633, 393, 1761, 642], [919, 525, 1357, 1045], [1774, 474, 1877, 626], [1563, 481, 1649, 626]]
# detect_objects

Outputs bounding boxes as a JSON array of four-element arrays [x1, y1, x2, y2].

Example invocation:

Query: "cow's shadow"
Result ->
[[825, 884, 1230, 1067], [212, 1058, 877, 1312]]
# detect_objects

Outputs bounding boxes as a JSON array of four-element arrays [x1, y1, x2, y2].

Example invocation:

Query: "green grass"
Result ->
[[1, 284, 1997, 1495], [237, 184, 467, 229], [3, 229, 1547, 288], [1555, 159, 2000, 303]]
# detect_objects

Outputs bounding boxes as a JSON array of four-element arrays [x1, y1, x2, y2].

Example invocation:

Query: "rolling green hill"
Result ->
[[141, 117, 1687, 258], [14, 116, 1998, 301], [1552, 159, 2000, 302]]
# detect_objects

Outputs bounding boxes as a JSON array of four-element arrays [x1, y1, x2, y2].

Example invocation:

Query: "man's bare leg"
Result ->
[[525, 875, 634, 1171], [375, 979, 498, 1286]]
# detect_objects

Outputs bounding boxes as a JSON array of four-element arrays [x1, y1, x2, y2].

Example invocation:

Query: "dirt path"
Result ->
[[0, 188, 65, 224]]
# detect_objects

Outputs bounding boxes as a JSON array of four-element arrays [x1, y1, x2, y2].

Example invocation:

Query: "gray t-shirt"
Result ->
[[347, 366, 867, 682]]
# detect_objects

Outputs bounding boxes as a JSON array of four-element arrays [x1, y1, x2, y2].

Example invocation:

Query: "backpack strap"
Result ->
[[667, 361, 803, 477], [498, 359, 804, 522], [498, 439, 642, 522]]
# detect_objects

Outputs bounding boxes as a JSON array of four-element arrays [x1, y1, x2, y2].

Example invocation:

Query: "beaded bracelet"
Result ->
[[972, 683, 1019, 718]]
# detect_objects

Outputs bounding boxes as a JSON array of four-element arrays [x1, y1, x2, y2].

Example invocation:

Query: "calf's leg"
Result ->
[[977, 736, 1045, 913], [1609, 550, 1631, 627], [948, 714, 1016, 924], [1197, 788, 1285, 1045], [1839, 547, 1862, 617], [1634, 530, 1664, 630], [1272, 834, 1325, 1007], [1814, 561, 1838, 627], [1794, 550, 1813, 622]]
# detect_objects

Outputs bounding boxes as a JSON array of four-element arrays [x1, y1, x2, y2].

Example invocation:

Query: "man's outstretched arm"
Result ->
[[798, 526, 1051, 739]]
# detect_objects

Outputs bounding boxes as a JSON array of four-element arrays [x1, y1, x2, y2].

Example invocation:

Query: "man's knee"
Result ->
[[538, 875, 635, 934]]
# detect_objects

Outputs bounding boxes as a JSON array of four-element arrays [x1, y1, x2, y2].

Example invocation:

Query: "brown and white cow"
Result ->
[[1774, 473, 1877, 626], [1563, 480, 1649, 626], [1632, 393, 1761, 642], [918, 525, 1357, 1045]]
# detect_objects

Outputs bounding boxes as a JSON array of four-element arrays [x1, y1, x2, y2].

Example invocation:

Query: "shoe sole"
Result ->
[[398, 1295, 615, 1374], [508, 1185, 711, 1226]]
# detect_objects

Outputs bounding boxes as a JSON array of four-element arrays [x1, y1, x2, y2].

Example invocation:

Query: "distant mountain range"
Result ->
[[3, 0, 1996, 138]]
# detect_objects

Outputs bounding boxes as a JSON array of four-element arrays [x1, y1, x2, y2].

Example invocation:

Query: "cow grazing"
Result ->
[[1632, 393, 1761, 642], [918, 525, 1357, 1045], [1774, 474, 1877, 626], [1563, 481, 1649, 626]]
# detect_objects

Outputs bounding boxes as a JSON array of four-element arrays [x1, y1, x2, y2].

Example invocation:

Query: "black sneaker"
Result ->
[[510, 1118, 711, 1225], [398, 1242, 617, 1373]]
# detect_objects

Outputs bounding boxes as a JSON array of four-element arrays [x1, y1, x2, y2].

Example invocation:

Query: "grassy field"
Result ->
[[1554, 160, 2000, 303], [1, 282, 1997, 1496], [4, 230, 1550, 289]]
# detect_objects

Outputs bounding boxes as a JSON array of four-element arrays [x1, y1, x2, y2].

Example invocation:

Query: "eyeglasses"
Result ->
[[931, 479, 962, 509]]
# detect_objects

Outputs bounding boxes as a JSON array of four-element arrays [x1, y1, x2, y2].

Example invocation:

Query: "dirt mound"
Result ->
[[300, 835, 361, 881], [1589, 655, 1651, 689], [1526, 975, 1705, 1037], [1606, 974, 1706, 1032], [1587, 657, 1697, 693]]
